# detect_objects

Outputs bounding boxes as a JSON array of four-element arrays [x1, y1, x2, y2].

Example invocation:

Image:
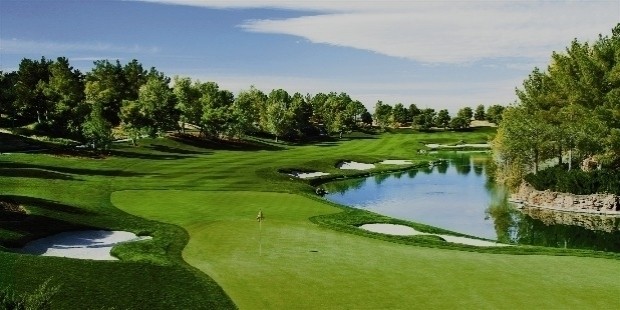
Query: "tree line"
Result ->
[[373, 101, 504, 130], [0, 56, 503, 149], [494, 24, 620, 185]]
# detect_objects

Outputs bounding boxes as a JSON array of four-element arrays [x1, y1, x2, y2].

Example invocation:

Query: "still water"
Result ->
[[323, 152, 620, 252]]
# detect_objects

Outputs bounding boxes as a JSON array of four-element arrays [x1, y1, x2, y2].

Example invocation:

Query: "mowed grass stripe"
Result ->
[[113, 190, 620, 310]]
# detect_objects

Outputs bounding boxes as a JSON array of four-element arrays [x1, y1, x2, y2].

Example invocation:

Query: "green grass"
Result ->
[[1, 127, 619, 309], [113, 190, 620, 309]]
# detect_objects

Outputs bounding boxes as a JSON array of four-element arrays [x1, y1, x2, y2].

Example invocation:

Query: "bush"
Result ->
[[524, 165, 620, 195]]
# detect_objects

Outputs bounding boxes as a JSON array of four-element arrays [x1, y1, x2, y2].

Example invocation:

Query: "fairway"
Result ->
[[114, 190, 620, 309]]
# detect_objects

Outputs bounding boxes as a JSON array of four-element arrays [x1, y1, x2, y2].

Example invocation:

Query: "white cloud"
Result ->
[[0, 38, 159, 55], [136, 0, 619, 64]]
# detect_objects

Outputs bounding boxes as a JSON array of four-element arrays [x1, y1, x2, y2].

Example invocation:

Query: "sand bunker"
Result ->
[[19, 230, 152, 260], [359, 223, 510, 247], [289, 171, 330, 179], [425, 143, 490, 149], [378, 160, 413, 165], [338, 161, 375, 170]]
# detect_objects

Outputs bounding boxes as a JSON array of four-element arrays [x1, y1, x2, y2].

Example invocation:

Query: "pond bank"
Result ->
[[511, 182, 620, 216]]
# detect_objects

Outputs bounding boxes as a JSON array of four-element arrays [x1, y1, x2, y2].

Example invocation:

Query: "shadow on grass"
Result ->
[[147, 144, 210, 155], [1, 195, 97, 215], [109, 149, 197, 160], [0, 209, 93, 248], [0, 168, 77, 180], [0, 162, 157, 177], [169, 134, 284, 151]]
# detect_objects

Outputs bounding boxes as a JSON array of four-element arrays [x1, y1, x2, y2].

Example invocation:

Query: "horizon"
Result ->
[[1, 0, 619, 112]]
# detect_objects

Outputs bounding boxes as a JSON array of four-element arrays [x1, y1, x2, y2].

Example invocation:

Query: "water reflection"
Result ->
[[323, 152, 620, 252]]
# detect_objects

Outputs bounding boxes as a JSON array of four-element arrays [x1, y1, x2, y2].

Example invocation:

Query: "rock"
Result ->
[[513, 182, 620, 215]]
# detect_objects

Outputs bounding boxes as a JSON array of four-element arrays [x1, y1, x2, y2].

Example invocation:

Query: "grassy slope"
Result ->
[[113, 190, 620, 309], [1, 128, 619, 308]]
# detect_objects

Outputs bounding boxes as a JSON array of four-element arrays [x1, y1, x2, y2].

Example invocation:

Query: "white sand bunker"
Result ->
[[379, 160, 413, 165], [338, 161, 375, 170], [426, 143, 490, 149], [359, 223, 510, 247], [19, 230, 152, 260], [289, 171, 330, 179]]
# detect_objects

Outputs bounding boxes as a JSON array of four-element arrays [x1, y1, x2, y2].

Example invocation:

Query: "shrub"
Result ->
[[524, 165, 620, 195]]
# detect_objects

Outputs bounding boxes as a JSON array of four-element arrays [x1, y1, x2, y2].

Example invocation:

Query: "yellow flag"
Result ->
[[256, 210, 264, 222]]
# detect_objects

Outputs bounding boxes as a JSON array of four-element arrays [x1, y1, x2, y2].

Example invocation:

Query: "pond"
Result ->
[[323, 152, 620, 252]]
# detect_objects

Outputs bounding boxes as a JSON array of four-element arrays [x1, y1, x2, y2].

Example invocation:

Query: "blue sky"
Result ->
[[1, 0, 619, 112]]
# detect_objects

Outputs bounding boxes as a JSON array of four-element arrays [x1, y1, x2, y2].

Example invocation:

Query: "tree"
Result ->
[[121, 75, 177, 141], [408, 104, 420, 120], [449, 116, 470, 130], [392, 103, 409, 126], [373, 101, 393, 128], [360, 110, 373, 126], [231, 86, 264, 138], [265, 89, 294, 142], [122, 59, 148, 101], [42, 57, 85, 135], [457, 106, 473, 120], [82, 101, 112, 150], [486, 105, 505, 124], [454, 107, 473, 128], [412, 108, 435, 131], [173, 76, 201, 132], [85, 60, 126, 126], [14, 57, 52, 124], [474, 104, 486, 121], [199, 82, 234, 138], [434, 109, 451, 129], [0, 71, 19, 126]]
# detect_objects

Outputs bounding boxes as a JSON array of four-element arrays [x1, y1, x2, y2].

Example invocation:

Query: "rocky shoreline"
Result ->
[[510, 182, 620, 216]]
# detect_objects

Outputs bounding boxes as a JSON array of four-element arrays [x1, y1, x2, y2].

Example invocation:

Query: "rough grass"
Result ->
[[1, 127, 619, 309]]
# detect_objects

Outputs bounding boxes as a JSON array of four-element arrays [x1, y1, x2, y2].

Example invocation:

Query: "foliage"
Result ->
[[81, 101, 112, 150], [412, 108, 435, 130], [524, 165, 620, 195], [494, 24, 620, 184], [373, 100, 393, 128], [474, 104, 486, 120], [434, 109, 451, 128], [486, 105, 505, 124]]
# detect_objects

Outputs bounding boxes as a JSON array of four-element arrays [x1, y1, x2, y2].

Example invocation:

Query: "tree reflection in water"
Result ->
[[323, 152, 620, 252]]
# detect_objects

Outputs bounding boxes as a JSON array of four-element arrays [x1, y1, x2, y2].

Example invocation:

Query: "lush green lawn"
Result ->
[[1, 127, 619, 309], [113, 190, 620, 309]]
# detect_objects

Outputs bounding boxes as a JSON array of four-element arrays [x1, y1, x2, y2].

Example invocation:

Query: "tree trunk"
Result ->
[[275, 136, 278, 143], [568, 148, 572, 171], [534, 148, 539, 173]]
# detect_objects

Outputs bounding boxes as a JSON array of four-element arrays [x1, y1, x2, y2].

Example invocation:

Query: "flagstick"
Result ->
[[259, 219, 262, 257]]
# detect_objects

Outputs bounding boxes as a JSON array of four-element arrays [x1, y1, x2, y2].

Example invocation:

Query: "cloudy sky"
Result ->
[[1, 0, 618, 112]]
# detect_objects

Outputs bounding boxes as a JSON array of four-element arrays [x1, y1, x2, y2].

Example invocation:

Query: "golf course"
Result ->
[[2, 128, 620, 309]]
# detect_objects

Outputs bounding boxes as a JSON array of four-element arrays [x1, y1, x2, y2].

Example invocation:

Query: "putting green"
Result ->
[[113, 190, 620, 309]]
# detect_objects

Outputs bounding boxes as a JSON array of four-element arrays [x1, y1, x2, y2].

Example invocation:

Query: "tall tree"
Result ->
[[42, 57, 85, 135], [392, 103, 409, 125], [373, 101, 393, 128], [85, 60, 126, 126], [474, 104, 486, 121], [14, 57, 52, 124], [486, 105, 505, 124], [82, 101, 112, 150], [434, 109, 451, 129], [265, 89, 294, 142], [120, 75, 177, 140], [173, 76, 202, 132], [231, 86, 264, 138]]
